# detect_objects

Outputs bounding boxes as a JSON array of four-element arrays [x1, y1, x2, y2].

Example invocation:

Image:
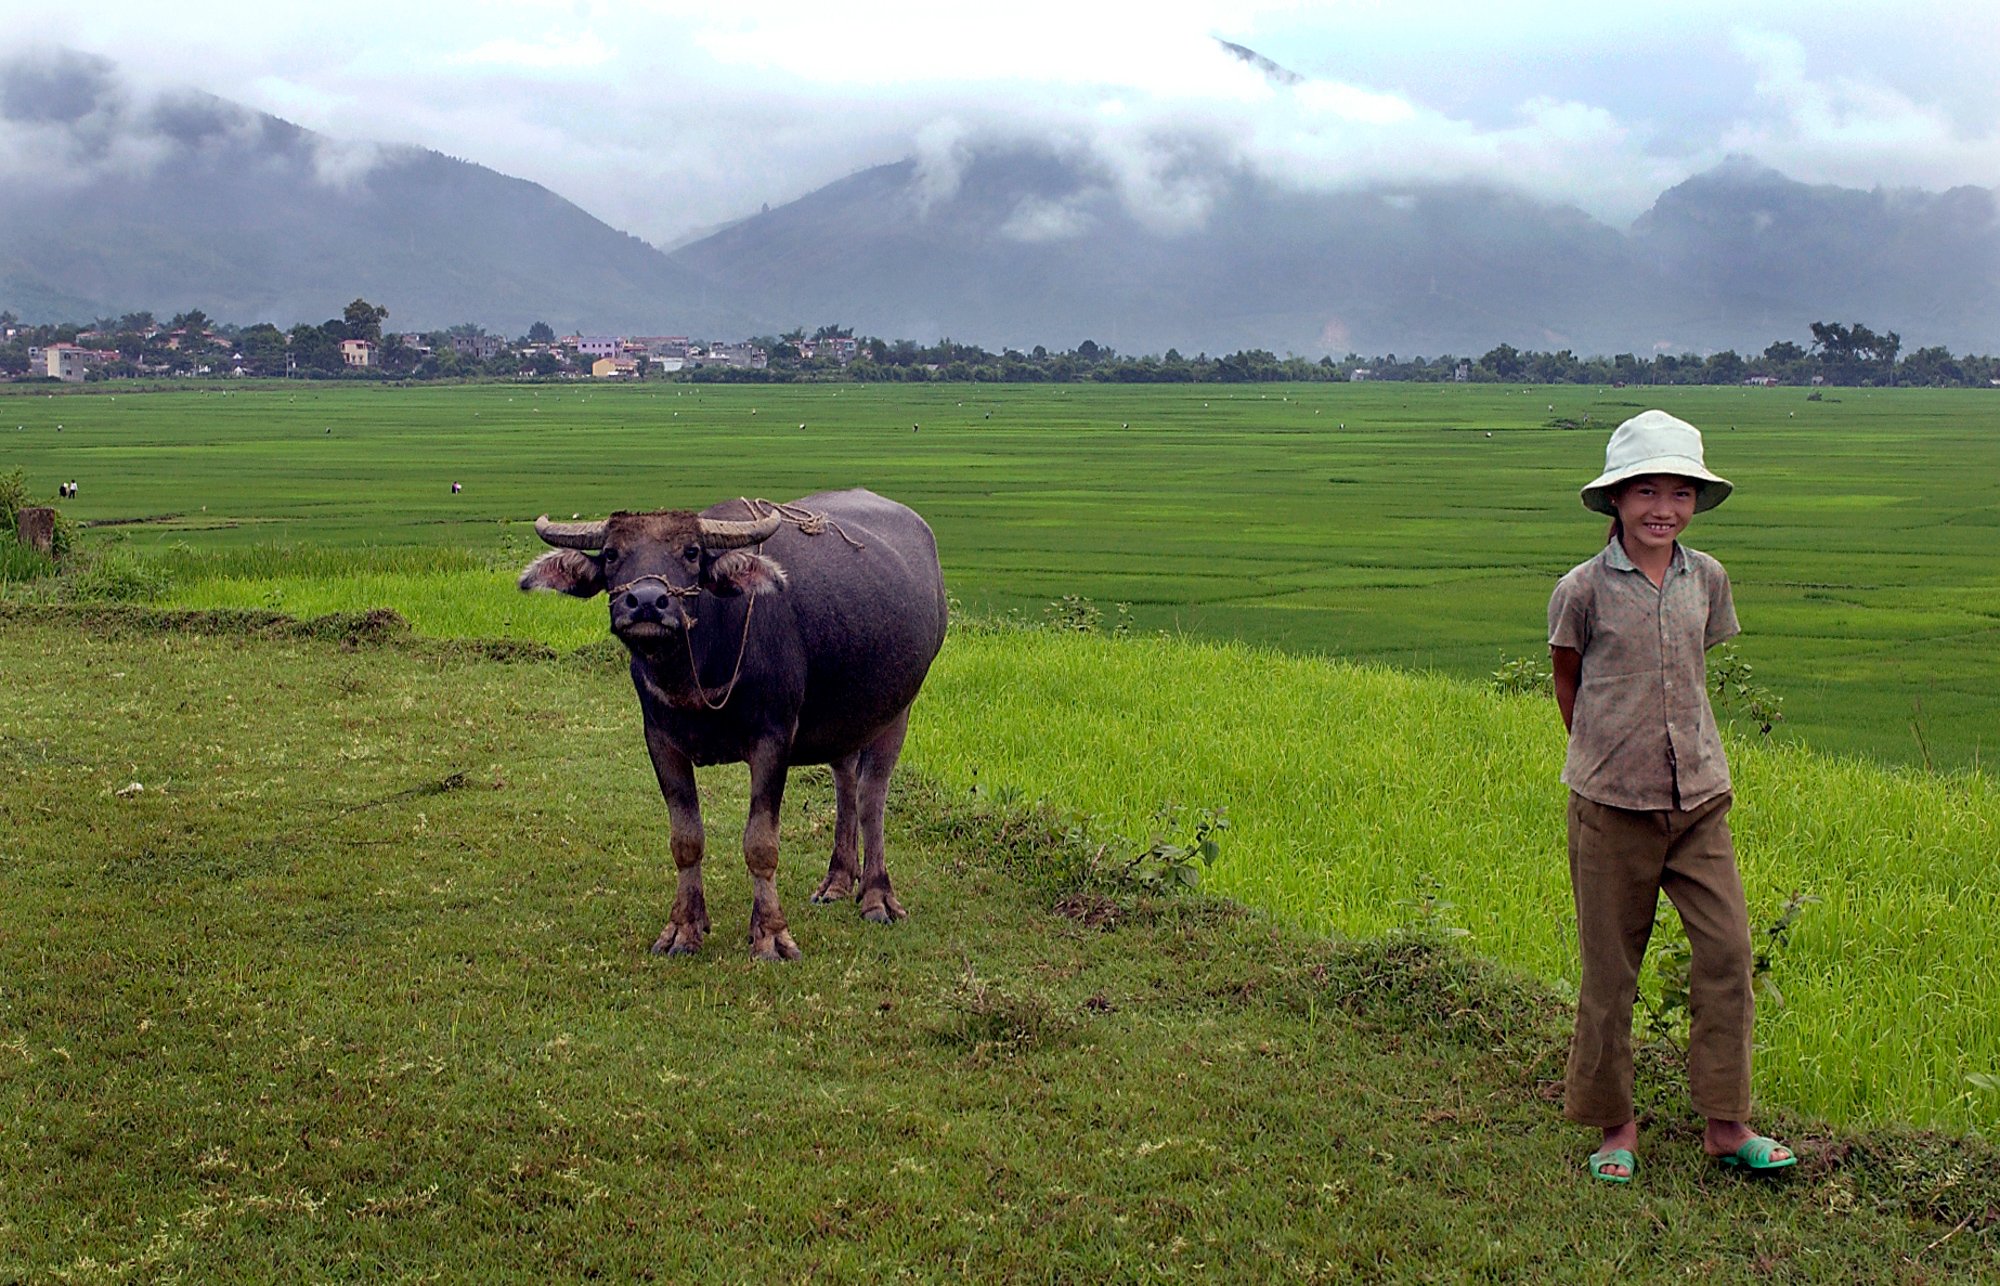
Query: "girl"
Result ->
[[1547, 409, 1795, 1183]]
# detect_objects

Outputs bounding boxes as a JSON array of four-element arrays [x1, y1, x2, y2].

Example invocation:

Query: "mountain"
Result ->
[[6, 50, 1997, 355], [666, 149, 1654, 357], [666, 147, 1999, 357], [0, 50, 754, 337], [1629, 158, 2000, 354]]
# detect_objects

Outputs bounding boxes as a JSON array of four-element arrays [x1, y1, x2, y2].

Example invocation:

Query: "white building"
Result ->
[[31, 343, 112, 382]]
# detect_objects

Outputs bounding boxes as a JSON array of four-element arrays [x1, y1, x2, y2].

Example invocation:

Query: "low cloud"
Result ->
[[1001, 193, 1099, 243], [911, 118, 971, 215], [3, 2, 1994, 247], [1721, 28, 2000, 193], [0, 45, 387, 193]]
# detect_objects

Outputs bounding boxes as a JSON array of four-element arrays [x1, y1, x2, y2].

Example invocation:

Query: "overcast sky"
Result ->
[[6, 1, 1996, 247]]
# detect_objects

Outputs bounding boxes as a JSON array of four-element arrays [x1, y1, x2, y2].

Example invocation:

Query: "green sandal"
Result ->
[[1716, 1136, 1796, 1172], [1587, 1148, 1636, 1184]]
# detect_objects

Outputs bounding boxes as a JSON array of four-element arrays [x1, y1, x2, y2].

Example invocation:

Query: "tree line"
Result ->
[[4, 302, 1996, 388], [821, 328, 1995, 388]]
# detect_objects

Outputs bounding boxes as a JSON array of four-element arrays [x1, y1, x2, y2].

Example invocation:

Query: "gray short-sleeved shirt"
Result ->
[[1548, 540, 1740, 811]]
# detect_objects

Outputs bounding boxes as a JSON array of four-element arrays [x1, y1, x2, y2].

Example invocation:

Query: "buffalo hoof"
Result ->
[[811, 872, 856, 904], [749, 929, 801, 962], [651, 922, 706, 956], [859, 891, 907, 924]]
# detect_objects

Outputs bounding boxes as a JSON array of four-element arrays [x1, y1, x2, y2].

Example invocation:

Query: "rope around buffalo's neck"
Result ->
[[602, 498, 856, 710], [739, 497, 866, 549], [677, 591, 756, 711]]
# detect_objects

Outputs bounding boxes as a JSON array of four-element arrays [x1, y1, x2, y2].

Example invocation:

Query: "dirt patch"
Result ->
[[80, 513, 186, 528], [1053, 891, 1122, 930], [0, 600, 559, 663]]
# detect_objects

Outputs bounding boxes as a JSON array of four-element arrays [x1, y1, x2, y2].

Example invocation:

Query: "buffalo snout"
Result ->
[[612, 579, 686, 633]]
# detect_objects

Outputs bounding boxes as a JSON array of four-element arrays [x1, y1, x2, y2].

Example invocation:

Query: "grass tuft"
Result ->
[[932, 963, 1079, 1059]]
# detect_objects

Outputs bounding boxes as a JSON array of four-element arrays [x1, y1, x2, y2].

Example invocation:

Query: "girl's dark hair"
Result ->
[[1607, 515, 1622, 545]]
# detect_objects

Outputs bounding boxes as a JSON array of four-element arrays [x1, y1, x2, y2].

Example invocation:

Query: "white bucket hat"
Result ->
[[1580, 409, 1733, 515]]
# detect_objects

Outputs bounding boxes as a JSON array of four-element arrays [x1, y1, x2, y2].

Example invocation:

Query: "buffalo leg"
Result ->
[[812, 752, 863, 904], [644, 730, 710, 956], [855, 707, 911, 924], [744, 743, 800, 961]]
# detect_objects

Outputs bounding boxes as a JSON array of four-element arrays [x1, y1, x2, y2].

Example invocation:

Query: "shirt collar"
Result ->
[[1602, 538, 1687, 577]]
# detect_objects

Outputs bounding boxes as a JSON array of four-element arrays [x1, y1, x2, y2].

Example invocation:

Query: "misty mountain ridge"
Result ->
[[4, 49, 1996, 356], [666, 146, 1997, 356], [0, 48, 755, 337]]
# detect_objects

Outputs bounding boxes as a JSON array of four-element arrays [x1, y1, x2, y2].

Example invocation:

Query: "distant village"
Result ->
[[3, 305, 1997, 389], [4, 318, 855, 383]]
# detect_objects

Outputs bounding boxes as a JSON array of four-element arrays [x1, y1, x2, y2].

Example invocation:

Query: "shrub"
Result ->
[[0, 468, 25, 528], [1490, 652, 1553, 697]]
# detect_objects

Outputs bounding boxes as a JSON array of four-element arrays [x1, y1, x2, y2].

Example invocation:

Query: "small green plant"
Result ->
[[1397, 873, 1471, 940], [1709, 642, 1784, 734], [1041, 594, 1133, 636], [1044, 593, 1101, 633], [1097, 803, 1228, 892], [1490, 652, 1553, 697], [1642, 889, 1818, 1049]]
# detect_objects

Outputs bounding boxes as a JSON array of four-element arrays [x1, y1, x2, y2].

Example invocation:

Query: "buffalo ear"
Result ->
[[702, 550, 789, 598], [519, 549, 606, 598]]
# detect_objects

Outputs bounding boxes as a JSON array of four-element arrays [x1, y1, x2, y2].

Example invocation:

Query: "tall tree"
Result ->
[[343, 298, 389, 343], [238, 324, 288, 376], [1479, 343, 1523, 380], [287, 322, 343, 374]]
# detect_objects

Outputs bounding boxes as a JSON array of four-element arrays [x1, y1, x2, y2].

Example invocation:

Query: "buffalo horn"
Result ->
[[534, 515, 609, 549], [698, 512, 785, 549]]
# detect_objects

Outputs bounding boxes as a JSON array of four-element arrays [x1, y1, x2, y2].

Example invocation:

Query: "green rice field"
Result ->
[[7, 380, 1994, 769], [6, 379, 1999, 1135]]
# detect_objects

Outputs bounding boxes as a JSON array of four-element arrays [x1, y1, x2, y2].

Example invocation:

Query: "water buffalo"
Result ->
[[520, 489, 948, 960]]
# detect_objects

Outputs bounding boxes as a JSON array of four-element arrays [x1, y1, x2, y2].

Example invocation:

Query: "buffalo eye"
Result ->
[[682, 544, 700, 562], [602, 547, 621, 564]]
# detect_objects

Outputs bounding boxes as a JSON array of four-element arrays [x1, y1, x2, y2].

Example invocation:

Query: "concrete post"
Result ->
[[14, 506, 55, 554]]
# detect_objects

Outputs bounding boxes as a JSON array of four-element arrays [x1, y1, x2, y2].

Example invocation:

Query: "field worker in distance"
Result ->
[[1548, 410, 1796, 1185]]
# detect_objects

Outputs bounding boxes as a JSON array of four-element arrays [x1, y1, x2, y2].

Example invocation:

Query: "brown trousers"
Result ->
[[1565, 791, 1754, 1127]]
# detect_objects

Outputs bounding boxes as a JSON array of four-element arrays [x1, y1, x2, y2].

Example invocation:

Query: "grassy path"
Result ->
[[2, 611, 1994, 1280]]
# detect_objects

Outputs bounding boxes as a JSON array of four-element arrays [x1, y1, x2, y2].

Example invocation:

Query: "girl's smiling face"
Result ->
[[1612, 474, 1699, 554]]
